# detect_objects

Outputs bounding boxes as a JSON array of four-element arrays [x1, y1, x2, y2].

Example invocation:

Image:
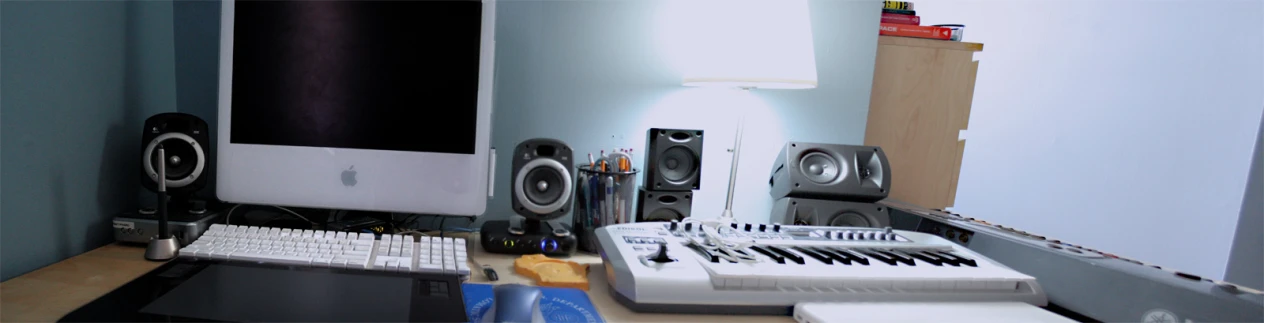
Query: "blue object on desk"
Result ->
[[463, 283, 604, 323]]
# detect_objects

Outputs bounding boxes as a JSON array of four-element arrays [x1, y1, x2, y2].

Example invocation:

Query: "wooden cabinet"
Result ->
[[864, 36, 983, 210]]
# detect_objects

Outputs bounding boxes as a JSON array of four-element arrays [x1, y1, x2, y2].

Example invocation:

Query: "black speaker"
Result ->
[[510, 138, 574, 220], [141, 113, 210, 196], [635, 187, 692, 222], [771, 197, 890, 228], [768, 142, 890, 202], [644, 128, 703, 191]]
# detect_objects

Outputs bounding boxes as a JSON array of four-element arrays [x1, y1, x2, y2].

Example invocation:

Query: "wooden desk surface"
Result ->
[[0, 244, 166, 322], [0, 237, 788, 322]]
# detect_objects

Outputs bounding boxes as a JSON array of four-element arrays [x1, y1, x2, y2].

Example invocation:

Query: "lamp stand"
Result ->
[[720, 88, 752, 221]]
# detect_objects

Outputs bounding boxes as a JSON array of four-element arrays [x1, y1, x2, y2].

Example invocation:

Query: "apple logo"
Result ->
[[341, 166, 357, 187]]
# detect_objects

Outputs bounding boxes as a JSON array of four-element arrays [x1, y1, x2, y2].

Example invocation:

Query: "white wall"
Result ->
[[917, 0, 1264, 280]]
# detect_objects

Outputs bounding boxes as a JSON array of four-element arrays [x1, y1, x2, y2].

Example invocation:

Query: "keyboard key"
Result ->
[[765, 246, 805, 265], [791, 246, 833, 265]]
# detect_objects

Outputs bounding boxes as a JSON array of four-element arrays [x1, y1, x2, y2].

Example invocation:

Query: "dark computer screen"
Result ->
[[229, 0, 482, 154]]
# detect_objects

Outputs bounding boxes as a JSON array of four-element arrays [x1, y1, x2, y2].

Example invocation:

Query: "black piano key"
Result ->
[[749, 245, 786, 264], [856, 249, 898, 266], [811, 247, 853, 265], [831, 248, 870, 265], [919, 250, 960, 266], [877, 250, 916, 266], [934, 251, 978, 267], [792, 247, 833, 265], [686, 242, 720, 263], [766, 245, 806, 264], [898, 250, 942, 266]]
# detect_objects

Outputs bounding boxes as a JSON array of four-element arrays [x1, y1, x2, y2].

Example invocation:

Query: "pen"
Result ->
[[588, 153, 594, 169], [605, 176, 615, 225]]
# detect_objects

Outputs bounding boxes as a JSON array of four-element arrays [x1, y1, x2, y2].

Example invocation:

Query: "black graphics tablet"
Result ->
[[60, 259, 467, 322]]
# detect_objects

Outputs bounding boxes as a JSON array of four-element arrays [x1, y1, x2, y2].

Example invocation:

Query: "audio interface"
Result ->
[[480, 220, 577, 256]]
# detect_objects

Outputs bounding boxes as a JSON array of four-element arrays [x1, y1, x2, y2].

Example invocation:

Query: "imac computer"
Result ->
[[215, 0, 497, 216]]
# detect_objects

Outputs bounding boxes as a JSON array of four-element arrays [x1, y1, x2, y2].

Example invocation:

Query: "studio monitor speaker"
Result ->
[[768, 142, 890, 202], [511, 138, 574, 221], [141, 113, 210, 196], [635, 187, 692, 222], [771, 197, 890, 228], [644, 128, 703, 191]]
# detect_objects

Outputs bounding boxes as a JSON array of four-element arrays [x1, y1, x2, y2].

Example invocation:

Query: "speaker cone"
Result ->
[[143, 133, 205, 189], [513, 157, 573, 215], [657, 146, 698, 184], [830, 212, 873, 227], [798, 151, 841, 184], [645, 209, 683, 222], [523, 167, 564, 206]]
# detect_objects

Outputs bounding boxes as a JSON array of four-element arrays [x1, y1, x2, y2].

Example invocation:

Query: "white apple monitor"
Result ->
[[215, 0, 496, 216]]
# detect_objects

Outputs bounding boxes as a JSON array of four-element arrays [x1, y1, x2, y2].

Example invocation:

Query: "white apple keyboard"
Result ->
[[178, 224, 471, 279]]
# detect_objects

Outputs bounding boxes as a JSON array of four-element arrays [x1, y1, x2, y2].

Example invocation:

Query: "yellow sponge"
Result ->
[[513, 254, 590, 291]]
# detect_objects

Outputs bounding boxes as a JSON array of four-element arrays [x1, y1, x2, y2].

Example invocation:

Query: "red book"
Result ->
[[879, 23, 954, 40], [881, 13, 920, 25]]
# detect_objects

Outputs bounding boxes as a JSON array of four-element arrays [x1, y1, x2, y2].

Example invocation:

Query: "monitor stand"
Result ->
[[480, 217, 577, 256]]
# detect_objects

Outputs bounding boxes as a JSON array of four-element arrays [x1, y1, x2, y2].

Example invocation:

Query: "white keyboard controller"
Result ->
[[596, 222, 1047, 314], [178, 224, 471, 279]]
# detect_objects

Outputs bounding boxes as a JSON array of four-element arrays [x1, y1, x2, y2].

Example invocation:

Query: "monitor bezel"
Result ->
[[215, 0, 496, 217]]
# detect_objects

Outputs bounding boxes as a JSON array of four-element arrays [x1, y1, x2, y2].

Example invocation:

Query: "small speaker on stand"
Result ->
[[481, 138, 578, 256], [114, 113, 223, 247]]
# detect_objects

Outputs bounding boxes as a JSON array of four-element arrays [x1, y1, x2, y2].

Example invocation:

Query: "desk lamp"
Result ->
[[680, 0, 818, 221]]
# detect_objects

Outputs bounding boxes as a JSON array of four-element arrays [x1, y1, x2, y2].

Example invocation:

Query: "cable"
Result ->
[[680, 217, 758, 264], [224, 204, 315, 226], [439, 217, 447, 239]]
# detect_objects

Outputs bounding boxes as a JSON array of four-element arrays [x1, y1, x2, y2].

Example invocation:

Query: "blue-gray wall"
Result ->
[[1, 0, 178, 280]]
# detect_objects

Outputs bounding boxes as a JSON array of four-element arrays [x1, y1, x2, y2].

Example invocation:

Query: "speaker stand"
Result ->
[[480, 217, 577, 256]]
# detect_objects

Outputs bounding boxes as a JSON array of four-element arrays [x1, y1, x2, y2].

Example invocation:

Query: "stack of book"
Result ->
[[879, 1, 960, 41]]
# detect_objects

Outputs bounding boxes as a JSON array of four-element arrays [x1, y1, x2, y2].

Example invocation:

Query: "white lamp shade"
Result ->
[[678, 0, 818, 89]]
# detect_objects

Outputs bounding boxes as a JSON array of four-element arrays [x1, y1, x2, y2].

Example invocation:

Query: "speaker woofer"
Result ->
[[830, 212, 873, 227], [143, 132, 205, 189], [523, 166, 565, 206], [657, 146, 698, 184], [798, 151, 842, 184], [514, 158, 573, 215]]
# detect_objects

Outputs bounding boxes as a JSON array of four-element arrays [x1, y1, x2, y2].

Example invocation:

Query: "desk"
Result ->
[[1, 239, 788, 322]]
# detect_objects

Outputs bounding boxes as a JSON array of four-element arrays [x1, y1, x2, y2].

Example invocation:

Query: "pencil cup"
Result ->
[[572, 165, 638, 253]]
